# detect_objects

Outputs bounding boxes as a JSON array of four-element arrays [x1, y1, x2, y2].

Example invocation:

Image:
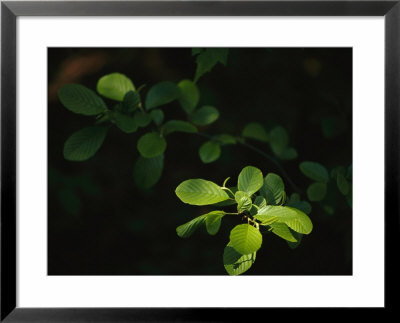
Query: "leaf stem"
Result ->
[[193, 132, 302, 193]]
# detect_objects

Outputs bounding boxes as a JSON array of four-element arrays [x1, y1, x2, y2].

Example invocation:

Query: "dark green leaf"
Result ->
[[189, 106, 219, 126], [97, 73, 135, 101], [306, 182, 327, 201], [299, 161, 329, 183], [178, 79, 199, 114], [287, 231, 303, 249], [214, 134, 236, 145], [337, 173, 350, 195], [150, 109, 164, 126], [133, 111, 152, 128], [254, 196, 266, 208], [133, 154, 164, 189], [278, 147, 298, 160], [199, 141, 221, 163], [114, 111, 138, 133], [269, 126, 289, 155], [63, 126, 108, 161], [137, 132, 167, 158], [58, 84, 107, 116], [194, 48, 229, 82], [145, 82, 180, 110], [163, 120, 197, 135], [242, 123, 268, 142], [121, 90, 141, 113], [321, 117, 347, 138]]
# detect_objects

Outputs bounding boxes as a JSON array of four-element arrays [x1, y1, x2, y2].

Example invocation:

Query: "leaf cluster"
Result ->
[[175, 166, 313, 275]]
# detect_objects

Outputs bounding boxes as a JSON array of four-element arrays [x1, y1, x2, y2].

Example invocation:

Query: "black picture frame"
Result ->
[[1, 1, 398, 321]]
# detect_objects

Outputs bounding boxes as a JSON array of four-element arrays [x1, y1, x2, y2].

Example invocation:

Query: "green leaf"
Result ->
[[189, 106, 219, 126], [242, 123, 268, 142], [133, 154, 164, 189], [235, 191, 252, 213], [205, 211, 225, 235], [214, 134, 236, 145], [269, 222, 297, 242], [178, 79, 199, 114], [287, 231, 303, 249], [150, 109, 164, 126], [260, 173, 284, 205], [255, 205, 313, 234], [97, 73, 135, 101], [133, 111, 152, 128], [192, 48, 202, 56], [145, 82, 180, 110], [198, 141, 221, 163], [229, 224, 262, 255], [114, 111, 138, 133], [269, 126, 289, 155], [137, 133, 167, 158], [322, 205, 335, 215], [63, 126, 108, 161], [163, 120, 197, 136], [299, 161, 329, 183], [223, 242, 256, 276], [278, 147, 298, 160], [194, 48, 229, 82], [176, 215, 206, 238], [58, 84, 107, 116], [306, 182, 327, 202], [254, 196, 266, 208], [337, 173, 350, 195], [237, 166, 263, 196], [175, 179, 229, 205], [286, 200, 312, 215], [121, 90, 141, 114]]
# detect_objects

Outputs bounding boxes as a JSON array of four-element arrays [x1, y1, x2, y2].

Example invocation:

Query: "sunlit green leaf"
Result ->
[[229, 224, 262, 255], [176, 215, 206, 238], [178, 79, 199, 114], [205, 211, 225, 235], [237, 166, 263, 196], [299, 161, 329, 183], [189, 106, 219, 126], [133, 154, 164, 189], [58, 84, 107, 116], [255, 205, 313, 234], [242, 123, 268, 143], [175, 179, 229, 205], [137, 132, 167, 158], [269, 222, 297, 242], [235, 191, 252, 213], [145, 82, 180, 110], [199, 141, 221, 163], [223, 242, 256, 276], [97, 73, 135, 101], [63, 126, 108, 161], [260, 173, 284, 205]]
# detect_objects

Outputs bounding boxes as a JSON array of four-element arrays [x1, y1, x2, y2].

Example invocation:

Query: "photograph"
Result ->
[[48, 47, 353, 276]]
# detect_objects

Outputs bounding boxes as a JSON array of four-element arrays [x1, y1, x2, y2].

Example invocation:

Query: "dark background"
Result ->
[[48, 48, 352, 275]]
